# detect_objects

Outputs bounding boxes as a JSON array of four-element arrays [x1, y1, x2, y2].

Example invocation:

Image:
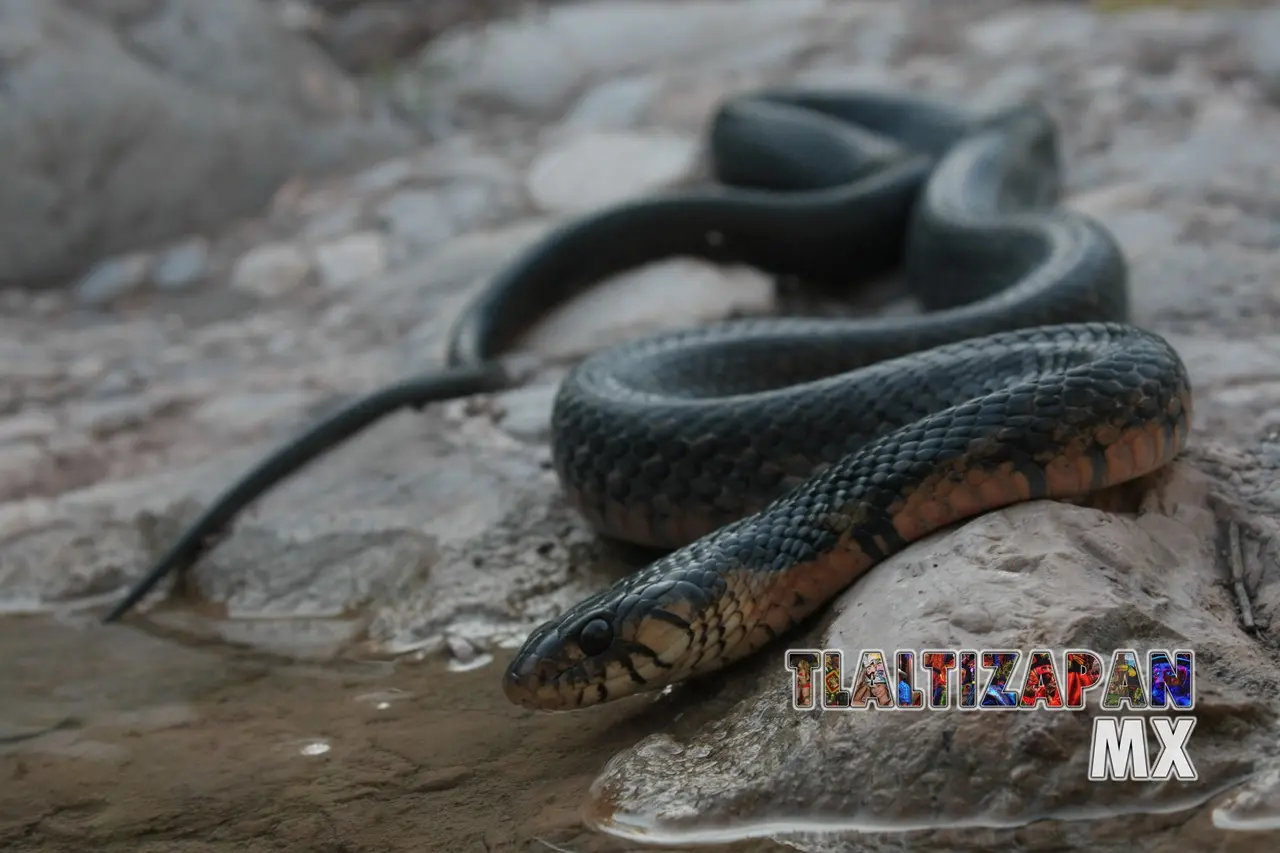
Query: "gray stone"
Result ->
[[1239, 8, 1280, 101], [73, 253, 151, 305], [520, 260, 773, 360], [490, 384, 558, 444], [350, 157, 418, 194], [301, 202, 365, 242], [230, 242, 313, 297], [191, 389, 316, 434], [151, 237, 210, 291], [0, 410, 57, 445], [0, 0, 413, 286], [375, 182, 502, 257], [414, 0, 825, 112], [526, 131, 698, 214], [564, 75, 662, 129], [964, 7, 1099, 58], [0, 442, 42, 491], [313, 231, 387, 289]]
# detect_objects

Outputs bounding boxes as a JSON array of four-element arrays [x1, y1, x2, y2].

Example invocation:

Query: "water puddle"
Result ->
[[0, 613, 727, 852], [1212, 762, 1280, 832], [588, 772, 1258, 847]]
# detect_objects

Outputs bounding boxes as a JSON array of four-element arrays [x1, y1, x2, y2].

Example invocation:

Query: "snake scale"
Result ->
[[104, 89, 1193, 713]]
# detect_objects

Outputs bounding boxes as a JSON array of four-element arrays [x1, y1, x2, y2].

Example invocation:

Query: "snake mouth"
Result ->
[[502, 603, 700, 711]]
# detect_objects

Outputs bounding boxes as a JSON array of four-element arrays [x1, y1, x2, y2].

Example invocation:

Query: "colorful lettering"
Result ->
[[1102, 649, 1148, 710], [921, 651, 957, 709], [1018, 650, 1065, 709], [980, 651, 1020, 708], [896, 651, 924, 709]]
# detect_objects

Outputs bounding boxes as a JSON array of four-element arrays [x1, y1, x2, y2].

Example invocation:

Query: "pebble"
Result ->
[[1239, 8, 1280, 102], [965, 8, 1097, 57], [73, 253, 151, 306], [526, 131, 698, 214], [377, 190, 459, 252], [377, 182, 500, 258], [564, 75, 662, 129], [302, 202, 364, 242], [151, 237, 210, 291], [192, 389, 314, 434], [493, 385, 557, 444], [275, 0, 324, 34], [0, 410, 57, 444], [350, 157, 417, 194], [0, 442, 42, 483], [420, 0, 824, 111], [230, 242, 312, 298], [446, 635, 478, 664], [314, 231, 387, 289]]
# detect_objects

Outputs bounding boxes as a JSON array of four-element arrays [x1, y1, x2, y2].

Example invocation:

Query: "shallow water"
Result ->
[[0, 613, 785, 853]]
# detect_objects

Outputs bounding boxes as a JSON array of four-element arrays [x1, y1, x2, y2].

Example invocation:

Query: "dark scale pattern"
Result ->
[[503, 96, 1193, 710], [100, 88, 1193, 674], [512, 324, 1190, 709]]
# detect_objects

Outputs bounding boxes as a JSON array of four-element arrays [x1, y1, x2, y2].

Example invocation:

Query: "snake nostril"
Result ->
[[577, 617, 614, 657]]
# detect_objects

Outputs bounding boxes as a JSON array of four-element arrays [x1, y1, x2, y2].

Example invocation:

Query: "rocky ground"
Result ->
[[3, 0, 1280, 851]]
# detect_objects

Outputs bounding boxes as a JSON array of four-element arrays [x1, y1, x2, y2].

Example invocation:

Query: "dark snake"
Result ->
[[103, 89, 1193, 712]]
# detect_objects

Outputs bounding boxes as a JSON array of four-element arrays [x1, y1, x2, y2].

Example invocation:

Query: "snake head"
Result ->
[[502, 553, 754, 711]]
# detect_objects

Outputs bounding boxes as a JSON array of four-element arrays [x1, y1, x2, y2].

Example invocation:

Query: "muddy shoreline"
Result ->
[[0, 614, 788, 853]]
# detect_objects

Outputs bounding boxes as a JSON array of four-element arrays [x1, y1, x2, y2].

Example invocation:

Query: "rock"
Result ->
[[490, 384, 558, 444], [527, 131, 698, 214], [313, 231, 387, 288], [192, 389, 315, 434], [275, 0, 326, 35], [0, 410, 58, 445], [585, 464, 1280, 852], [377, 190, 459, 252], [964, 7, 1099, 58], [230, 242, 313, 298], [301, 201, 366, 242], [375, 180, 507, 261], [151, 238, 211, 291], [521, 260, 773, 359], [564, 75, 662, 129], [412, 0, 826, 112], [350, 157, 419, 194], [73, 253, 151, 306], [0, 443, 42, 490], [313, 0, 487, 72], [0, 0, 413, 286], [1238, 8, 1280, 102]]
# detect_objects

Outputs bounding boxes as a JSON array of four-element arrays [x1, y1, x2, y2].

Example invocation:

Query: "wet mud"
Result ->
[[0, 614, 788, 853]]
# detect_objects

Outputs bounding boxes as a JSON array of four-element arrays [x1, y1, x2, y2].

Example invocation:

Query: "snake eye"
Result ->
[[577, 617, 614, 657]]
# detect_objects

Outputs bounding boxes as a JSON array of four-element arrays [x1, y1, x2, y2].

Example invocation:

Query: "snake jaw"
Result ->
[[503, 571, 724, 710]]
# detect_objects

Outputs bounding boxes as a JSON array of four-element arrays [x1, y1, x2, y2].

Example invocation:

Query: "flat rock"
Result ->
[[313, 230, 388, 289], [564, 75, 663, 130], [527, 131, 698, 213], [229, 242, 314, 298]]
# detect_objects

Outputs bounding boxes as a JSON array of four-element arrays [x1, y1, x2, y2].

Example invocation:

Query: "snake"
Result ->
[[102, 89, 1193, 714]]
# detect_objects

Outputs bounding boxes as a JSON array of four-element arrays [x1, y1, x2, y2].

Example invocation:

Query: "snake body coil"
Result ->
[[103, 90, 1192, 714]]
